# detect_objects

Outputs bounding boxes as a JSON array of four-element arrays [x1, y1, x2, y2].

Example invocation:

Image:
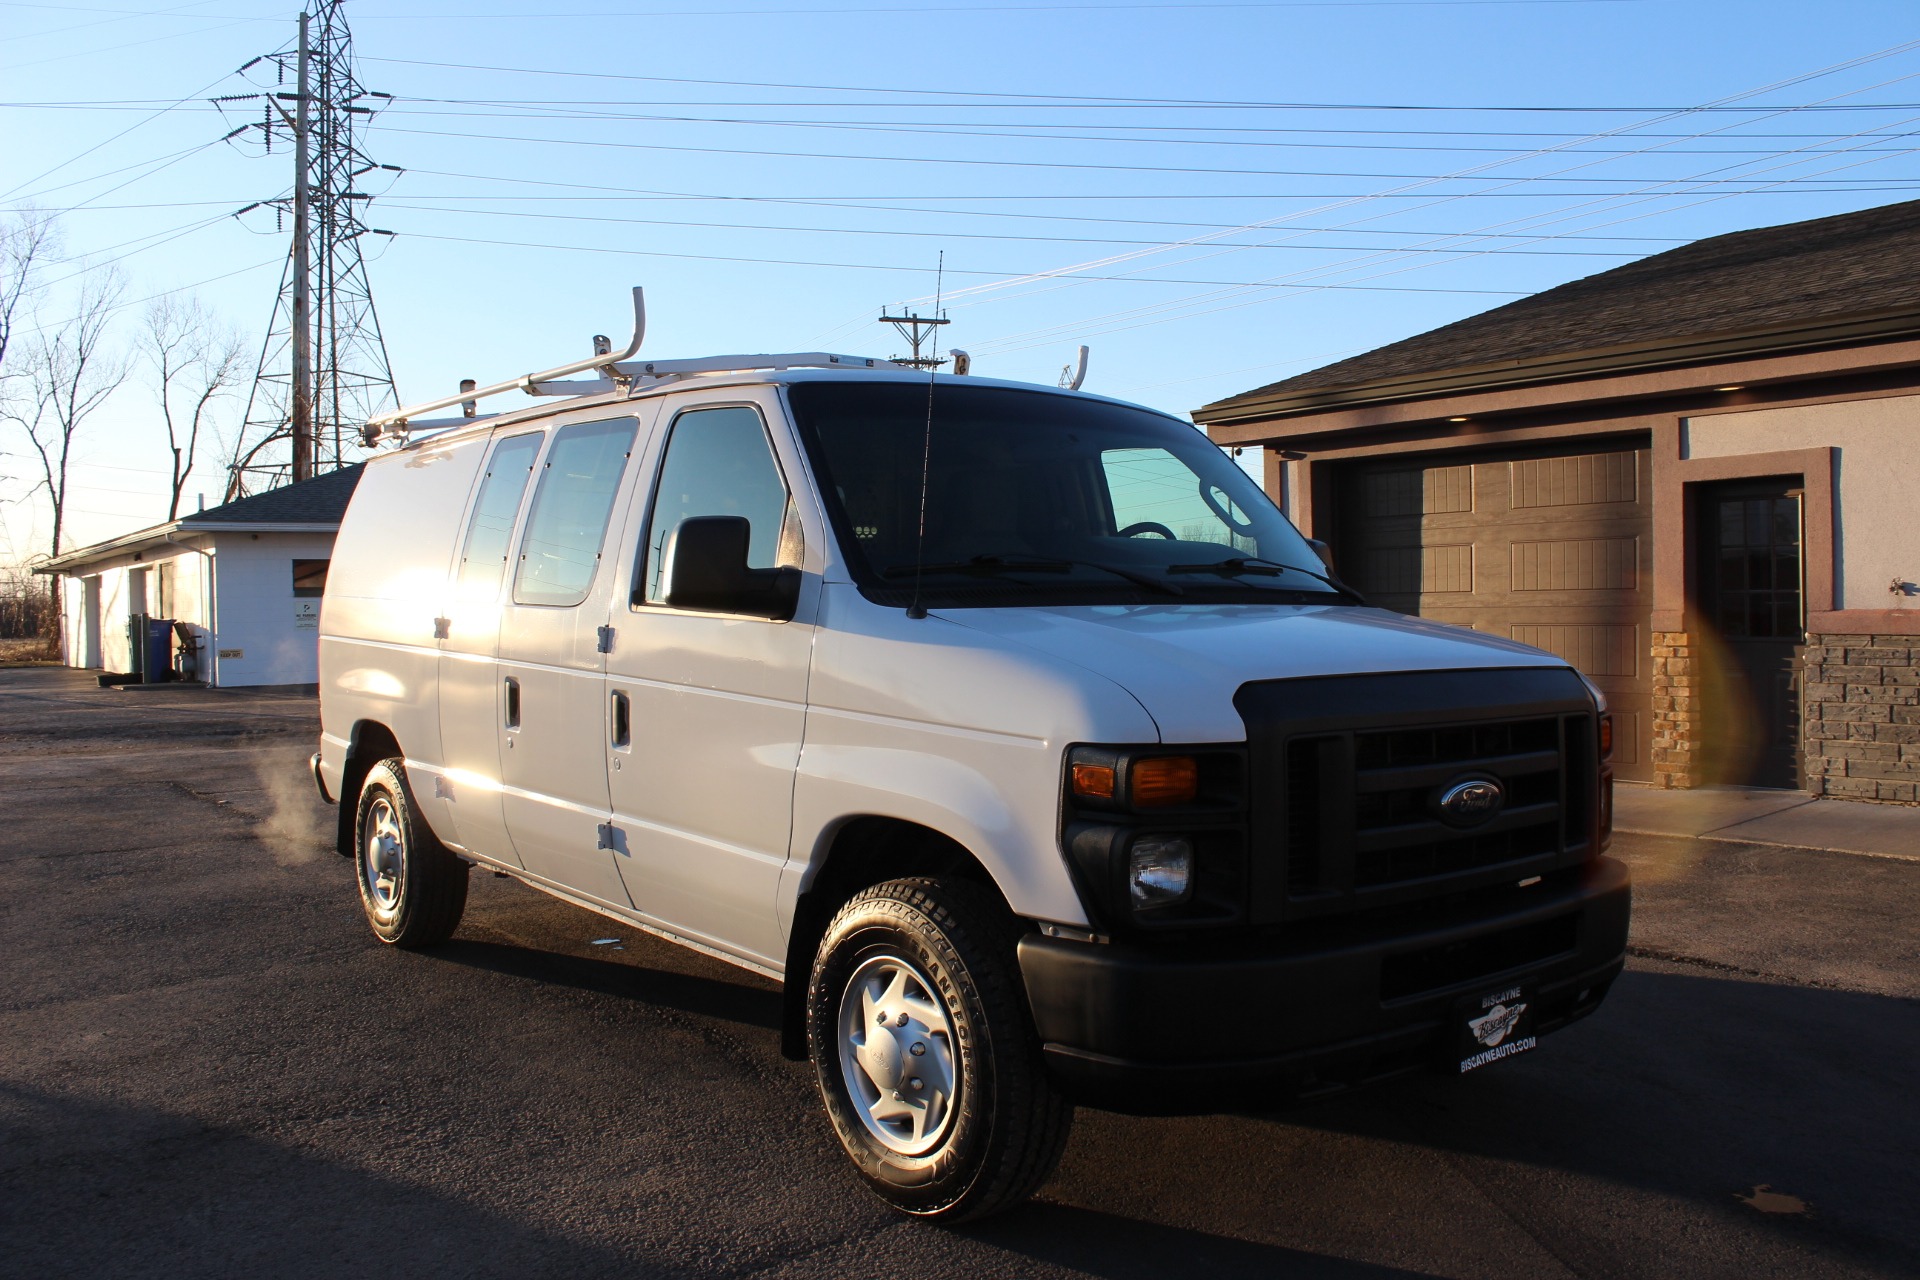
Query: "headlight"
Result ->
[[1061, 744, 1246, 933], [1129, 836, 1194, 908]]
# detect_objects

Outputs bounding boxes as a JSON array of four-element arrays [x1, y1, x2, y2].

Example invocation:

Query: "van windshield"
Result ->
[[787, 381, 1350, 609]]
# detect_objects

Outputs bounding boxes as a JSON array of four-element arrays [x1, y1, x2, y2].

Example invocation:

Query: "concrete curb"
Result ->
[[1615, 825, 1920, 863]]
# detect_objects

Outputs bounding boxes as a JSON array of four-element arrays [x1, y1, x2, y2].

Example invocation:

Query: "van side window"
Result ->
[[640, 406, 795, 606], [512, 418, 638, 607], [454, 432, 544, 602]]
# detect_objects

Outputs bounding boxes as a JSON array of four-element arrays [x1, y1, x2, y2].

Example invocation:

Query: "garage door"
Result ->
[[1335, 442, 1653, 782]]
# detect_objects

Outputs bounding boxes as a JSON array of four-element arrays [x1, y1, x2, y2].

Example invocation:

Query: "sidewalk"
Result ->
[[1614, 782, 1919, 861]]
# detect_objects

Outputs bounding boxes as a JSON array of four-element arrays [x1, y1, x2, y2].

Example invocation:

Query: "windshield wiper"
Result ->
[[882, 553, 1184, 597], [1167, 556, 1366, 604]]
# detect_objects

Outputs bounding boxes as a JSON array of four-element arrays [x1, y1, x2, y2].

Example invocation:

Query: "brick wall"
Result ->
[[1804, 633, 1920, 804], [1649, 630, 1701, 789]]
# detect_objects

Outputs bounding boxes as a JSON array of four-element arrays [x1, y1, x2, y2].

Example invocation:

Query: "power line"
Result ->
[[21, 95, 1920, 144], [0, 0, 1645, 16], [360, 54, 1920, 114], [382, 200, 1647, 255], [31, 211, 236, 293], [977, 114, 1920, 354], [6, 135, 232, 204], [398, 228, 1532, 294], [0, 0, 236, 45], [0, 58, 254, 201], [334, 103, 1920, 157], [945, 47, 1920, 311], [374, 122, 1920, 184], [385, 169, 1689, 226], [949, 44, 1920, 340], [10, 199, 250, 211], [7, 255, 281, 345], [0, 17, 260, 75]]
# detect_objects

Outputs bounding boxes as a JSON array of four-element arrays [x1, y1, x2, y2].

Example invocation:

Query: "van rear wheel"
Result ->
[[353, 758, 468, 948], [807, 877, 1073, 1221]]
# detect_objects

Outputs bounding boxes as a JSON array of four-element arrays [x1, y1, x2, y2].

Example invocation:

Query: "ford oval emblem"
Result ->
[[1437, 778, 1505, 826]]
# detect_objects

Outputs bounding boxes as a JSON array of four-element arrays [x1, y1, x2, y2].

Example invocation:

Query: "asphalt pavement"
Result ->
[[2, 666, 1915, 1279]]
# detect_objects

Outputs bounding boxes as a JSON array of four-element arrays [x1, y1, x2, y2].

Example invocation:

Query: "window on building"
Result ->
[[292, 559, 330, 598]]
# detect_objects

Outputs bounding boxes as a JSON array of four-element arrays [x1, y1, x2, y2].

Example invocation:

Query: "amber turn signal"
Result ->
[[1071, 762, 1116, 800], [1132, 756, 1199, 807], [1598, 714, 1614, 760]]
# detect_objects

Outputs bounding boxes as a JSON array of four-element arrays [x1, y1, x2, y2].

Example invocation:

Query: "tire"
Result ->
[[352, 758, 468, 948], [807, 877, 1073, 1221]]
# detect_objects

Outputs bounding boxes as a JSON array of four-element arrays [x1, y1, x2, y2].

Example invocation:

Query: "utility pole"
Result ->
[[878, 311, 949, 370], [290, 9, 312, 483], [222, 0, 398, 498]]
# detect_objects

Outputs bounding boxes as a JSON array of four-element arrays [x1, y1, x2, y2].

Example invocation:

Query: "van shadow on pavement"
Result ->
[[1258, 966, 1920, 1277], [0, 1085, 654, 1280], [427, 935, 785, 1035]]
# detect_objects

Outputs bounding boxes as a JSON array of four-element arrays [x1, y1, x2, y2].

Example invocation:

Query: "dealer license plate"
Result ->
[[1455, 984, 1537, 1074]]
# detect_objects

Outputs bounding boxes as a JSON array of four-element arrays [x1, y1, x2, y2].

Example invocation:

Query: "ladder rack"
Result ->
[[361, 287, 912, 447]]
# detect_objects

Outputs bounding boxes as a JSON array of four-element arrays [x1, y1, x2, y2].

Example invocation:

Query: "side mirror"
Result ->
[[1305, 538, 1337, 574], [661, 515, 799, 620]]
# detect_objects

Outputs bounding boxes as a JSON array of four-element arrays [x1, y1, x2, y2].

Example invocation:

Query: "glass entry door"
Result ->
[[1695, 479, 1806, 789]]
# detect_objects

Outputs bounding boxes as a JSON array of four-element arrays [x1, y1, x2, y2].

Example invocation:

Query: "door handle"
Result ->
[[504, 676, 521, 729], [611, 689, 631, 748]]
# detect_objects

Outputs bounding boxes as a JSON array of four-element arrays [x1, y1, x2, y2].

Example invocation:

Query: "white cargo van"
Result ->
[[313, 291, 1629, 1221]]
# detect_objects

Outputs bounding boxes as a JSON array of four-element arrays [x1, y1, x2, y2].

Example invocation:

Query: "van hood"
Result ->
[[934, 602, 1572, 742]]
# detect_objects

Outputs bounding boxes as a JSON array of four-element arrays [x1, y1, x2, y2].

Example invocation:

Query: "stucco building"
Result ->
[[40, 466, 362, 688], [1198, 199, 1920, 801]]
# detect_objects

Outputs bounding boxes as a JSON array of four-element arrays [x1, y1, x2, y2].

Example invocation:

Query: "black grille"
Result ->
[[1284, 739, 1327, 892], [1379, 912, 1581, 1002], [1350, 715, 1564, 888], [1237, 668, 1600, 926]]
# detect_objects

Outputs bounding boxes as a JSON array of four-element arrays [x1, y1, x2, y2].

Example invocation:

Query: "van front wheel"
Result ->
[[353, 758, 468, 948], [807, 877, 1073, 1221]]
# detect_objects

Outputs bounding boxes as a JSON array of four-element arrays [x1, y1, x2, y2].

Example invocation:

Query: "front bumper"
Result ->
[[1018, 856, 1630, 1113]]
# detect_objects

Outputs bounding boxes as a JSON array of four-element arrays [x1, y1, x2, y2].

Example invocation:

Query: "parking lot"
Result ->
[[2, 665, 1915, 1279]]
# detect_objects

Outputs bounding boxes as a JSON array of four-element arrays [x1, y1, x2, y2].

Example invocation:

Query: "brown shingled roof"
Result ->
[[1200, 197, 1920, 417]]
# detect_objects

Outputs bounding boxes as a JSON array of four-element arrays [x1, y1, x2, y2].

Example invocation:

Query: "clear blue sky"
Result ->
[[4, 0, 1919, 556]]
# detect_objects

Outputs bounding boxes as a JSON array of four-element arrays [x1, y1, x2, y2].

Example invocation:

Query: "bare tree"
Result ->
[[143, 296, 244, 520], [2, 268, 128, 601], [0, 207, 58, 380]]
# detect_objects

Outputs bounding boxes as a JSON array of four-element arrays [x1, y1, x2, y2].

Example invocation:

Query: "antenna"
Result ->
[[905, 253, 945, 621]]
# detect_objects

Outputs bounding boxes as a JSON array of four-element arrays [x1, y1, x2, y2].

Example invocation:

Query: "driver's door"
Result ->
[[603, 390, 822, 969]]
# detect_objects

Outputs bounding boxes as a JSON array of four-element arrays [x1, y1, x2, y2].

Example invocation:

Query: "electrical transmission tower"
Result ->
[[221, 0, 399, 499]]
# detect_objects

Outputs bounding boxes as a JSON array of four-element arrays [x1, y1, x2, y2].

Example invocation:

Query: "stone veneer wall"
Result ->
[[1804, 633, 1920, 803], [1649, 631, 1701, 790]]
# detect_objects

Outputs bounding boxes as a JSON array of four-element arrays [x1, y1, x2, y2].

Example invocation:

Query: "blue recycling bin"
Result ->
[[145, 617, 174, 683]]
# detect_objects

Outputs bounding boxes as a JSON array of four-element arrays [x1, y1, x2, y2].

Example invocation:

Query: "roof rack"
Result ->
[[361, 286, 912, 447]]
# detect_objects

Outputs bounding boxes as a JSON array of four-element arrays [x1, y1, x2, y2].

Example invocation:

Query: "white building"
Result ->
[[39, 466, 362, 688]]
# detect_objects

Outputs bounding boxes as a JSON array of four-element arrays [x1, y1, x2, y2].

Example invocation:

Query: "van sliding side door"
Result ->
[[494, 415, 646, 908]]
